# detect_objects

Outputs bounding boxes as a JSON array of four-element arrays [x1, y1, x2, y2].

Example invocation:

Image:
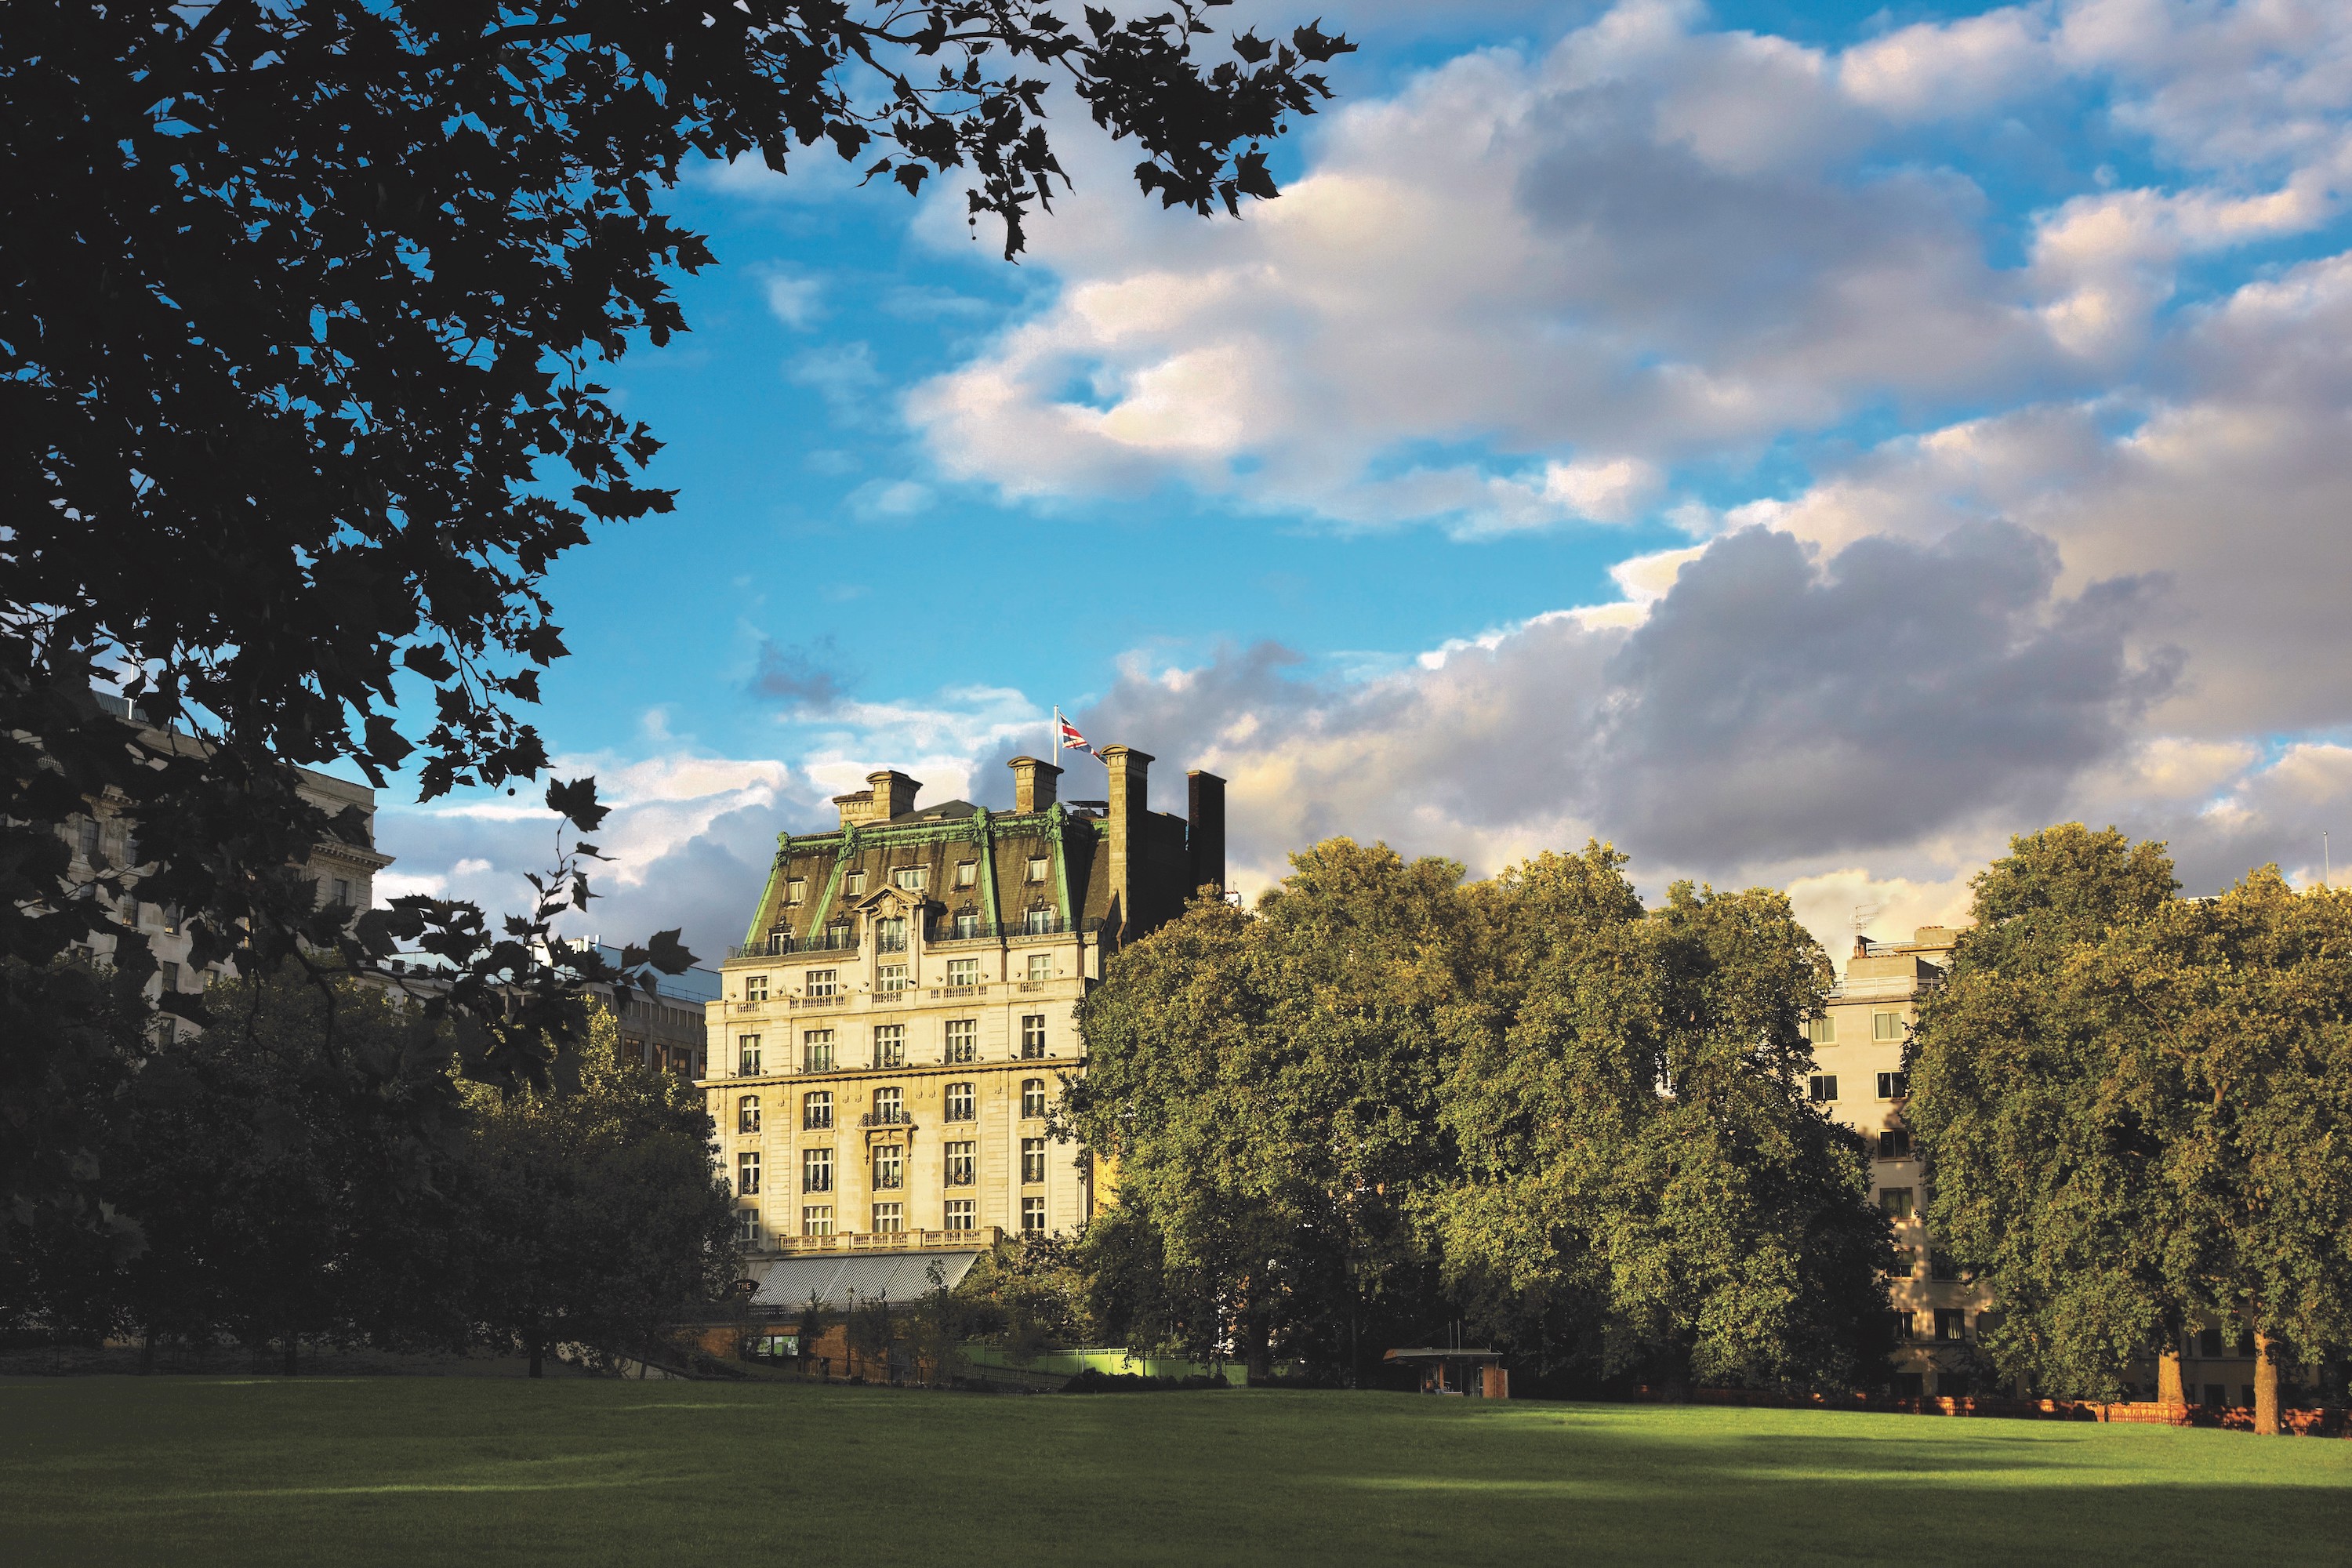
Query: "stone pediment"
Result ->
[[847, 884, 932, 917]]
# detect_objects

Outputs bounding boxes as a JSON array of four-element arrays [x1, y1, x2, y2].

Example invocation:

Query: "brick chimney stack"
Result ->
[[1007, 756, 1062, 815], [1187, 769, 1226, 898], [1100, 744, 1152, 941]]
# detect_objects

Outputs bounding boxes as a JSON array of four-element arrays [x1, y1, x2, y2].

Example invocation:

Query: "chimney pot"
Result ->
[[1007, 755, 1062, 815]]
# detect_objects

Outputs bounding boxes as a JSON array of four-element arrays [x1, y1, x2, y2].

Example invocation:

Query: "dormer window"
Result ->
[[785, 878, 808, 905], [846, 871, 866, 895], [895, 866, 927, 891], [955, 861, 978, 887], [1025, 857, 1049, 883], [953, 911, 979, 938]]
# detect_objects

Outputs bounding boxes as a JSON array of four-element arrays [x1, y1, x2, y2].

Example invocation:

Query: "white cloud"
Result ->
[[759, 269, 826, 329]]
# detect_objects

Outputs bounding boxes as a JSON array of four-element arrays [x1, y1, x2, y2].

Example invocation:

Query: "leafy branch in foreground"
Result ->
[[0, 2, 1349, 1160]]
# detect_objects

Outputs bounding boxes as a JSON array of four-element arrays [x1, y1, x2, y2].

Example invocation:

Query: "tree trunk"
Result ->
[[2255, 1330, 2281, 1436], [2158, 1348, 2186, 1409], [140, 1333, 156, 1375], [282, 1332, 298, 1377], [528, 1337, 545, 1379], [1241, 1313, 1272, 1385]]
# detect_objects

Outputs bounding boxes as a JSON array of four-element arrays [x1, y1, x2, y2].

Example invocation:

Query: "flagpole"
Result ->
[[1052, 706, 1062, 767]]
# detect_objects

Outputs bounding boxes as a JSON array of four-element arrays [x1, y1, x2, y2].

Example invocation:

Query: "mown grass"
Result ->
[[5, 1377, 2348, 1566]]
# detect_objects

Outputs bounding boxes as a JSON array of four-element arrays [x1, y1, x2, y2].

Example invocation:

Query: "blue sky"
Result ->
[[375, 1, 2352, 965]]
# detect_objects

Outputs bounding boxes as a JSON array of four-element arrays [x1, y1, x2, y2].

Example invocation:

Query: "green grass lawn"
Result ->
[[5, 1378, 2348, 1566]]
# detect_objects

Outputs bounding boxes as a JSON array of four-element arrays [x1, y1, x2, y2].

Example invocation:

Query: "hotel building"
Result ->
[[702, 746, 1223, 1309]]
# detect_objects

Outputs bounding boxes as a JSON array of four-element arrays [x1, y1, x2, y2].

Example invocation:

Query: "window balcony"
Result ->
[[769, 1225, 1004, 1256], [861, 1109, 914, 1127]]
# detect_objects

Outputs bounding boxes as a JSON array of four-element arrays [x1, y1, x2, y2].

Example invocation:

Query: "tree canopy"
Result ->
[[1068, 838, 1895, 1392], [1908, 826, 2352, 1428]]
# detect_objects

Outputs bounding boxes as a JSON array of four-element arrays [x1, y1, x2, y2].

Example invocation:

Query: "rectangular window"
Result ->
[[1021, 1014, 1047, 1059], [1021, 1196, 1046, 1235], [745, 974, 769, 1002], [845, 871, 866, 895], [159, 960, 181, 993], [76, 817, 99, 860], [1878, 1071, 1911, 1100], [873, 1025, 906, 1069], [739, 1096, 761, 1134], [894, 866, 926, 891], [737, 1209, 760, 1246], [953, 912, 979, 938], [1807, 1015, 1835, 1045], [945, 1199, 976, 1232], [1022, 1077, 1047, 1120], [1886, 1247, 1916, 1279], [944, 1082, 975, 1122], [1878, 1129, 1913, 1160], [1027, 952, 1052, 982], [1808, 1074, 1838, 1104], [877, 915, 908, 952], [877, 964, 908, 994], [946, 958, 980, 989], [944, 1141, 976, 1187], [2202, 1384, 2227, 1410], [1879, 1187, 1916, 1220], [944, 1019, 977, 1064], [873, 1145, 904, 1191], [802, 1030, 834, 1073], [1872, 1011, 1903, 1041], [331, 877, 353, 909], [736, 1152, 761, 1196], [738, 1036, 761, 1076], [803, 1091, 832, 1130], [2198, 1326, 2224, 1359], [873, 1202, 905, 1234], [806, 969, 837, 1000], [1022, 1137, 1047, 1185], [785, 878, 808, 905], [1026, 857, 1049, 883], [802, 1147, 833, 1194], [1929, 1250, 1963, 1283], [956, 861, 978, 887], [1934, 1308, 1968, 1342], [801, 1205, 833, 1237], [1888, 1311, 1917, 1342], [872, 1086, 903, 1124], [1024, 906, 1054, 935]]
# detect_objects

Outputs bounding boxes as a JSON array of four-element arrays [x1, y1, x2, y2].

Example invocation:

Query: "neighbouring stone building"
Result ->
[[67, 692, 395, 1014], [1809, 925, 1993, 1397], [702, 745, 1224, 1309]]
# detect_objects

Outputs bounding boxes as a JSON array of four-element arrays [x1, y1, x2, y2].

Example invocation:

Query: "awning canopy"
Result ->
[[1383, 1346, 1504, 1363], [748, 1249, 982, 1310]]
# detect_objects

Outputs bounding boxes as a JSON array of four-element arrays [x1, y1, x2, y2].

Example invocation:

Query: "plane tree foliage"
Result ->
[[1069, 839, 1895, 1391], [0, 0, 1349, 1221], [1438, 851, 1893, 1394], [1905, 826, 2188, 1400], [1910, 827, 2352, 1428]]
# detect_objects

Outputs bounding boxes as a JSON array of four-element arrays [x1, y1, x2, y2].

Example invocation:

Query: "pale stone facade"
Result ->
[[702, 749, 1223, 1304], [68, 694, 394, 1009], [1813, 924, 1996, 1396]]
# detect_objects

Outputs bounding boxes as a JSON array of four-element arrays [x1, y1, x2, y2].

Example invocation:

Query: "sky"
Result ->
[[372, 0, 2352, 971]]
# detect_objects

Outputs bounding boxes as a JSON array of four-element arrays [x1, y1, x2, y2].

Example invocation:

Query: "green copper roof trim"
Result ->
[[744, 831, 794, 949], [971, 808, 1001, 930], [1047, 801, 1073, 927]]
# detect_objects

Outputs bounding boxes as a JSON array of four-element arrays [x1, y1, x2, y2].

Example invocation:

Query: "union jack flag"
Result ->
[[1054, 708, 1098, 758]]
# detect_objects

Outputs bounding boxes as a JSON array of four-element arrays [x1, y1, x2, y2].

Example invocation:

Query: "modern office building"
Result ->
[[702, 746, 1224, 1308]]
